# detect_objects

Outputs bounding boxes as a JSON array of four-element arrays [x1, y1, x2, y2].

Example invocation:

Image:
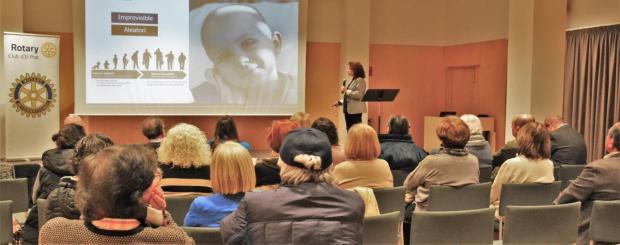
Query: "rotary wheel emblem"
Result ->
[[9, 73, 57, 118], [40, 42, 57, 58]]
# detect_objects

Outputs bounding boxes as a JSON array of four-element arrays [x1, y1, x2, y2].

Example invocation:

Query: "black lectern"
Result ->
[[362, 89, 399, 133]]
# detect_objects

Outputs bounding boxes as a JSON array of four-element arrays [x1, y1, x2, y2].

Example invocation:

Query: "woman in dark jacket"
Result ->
[[22, 123, 86, 244], [45, 134, 114, 221], [379, 115, 427, 173]]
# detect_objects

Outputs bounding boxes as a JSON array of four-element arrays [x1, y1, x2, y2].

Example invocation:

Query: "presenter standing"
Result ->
[[336, 62, 367, 130]]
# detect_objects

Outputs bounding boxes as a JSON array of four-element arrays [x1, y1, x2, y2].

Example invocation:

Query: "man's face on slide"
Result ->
[[202, 6, 280, 88]]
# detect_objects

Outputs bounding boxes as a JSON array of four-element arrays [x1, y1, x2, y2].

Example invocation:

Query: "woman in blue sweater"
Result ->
[[184, 141, 256, 227]]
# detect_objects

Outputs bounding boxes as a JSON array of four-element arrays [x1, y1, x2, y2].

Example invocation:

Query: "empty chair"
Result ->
[[589, 200, 620, 243], [410, 208, 494, 244], [165, 195, 196, 225], [0, 200, 12, 245], [362, 211, 401, 245], [559, 164, 585, 190], [0, 178, 29, 213], [502, 202, 580, 244], [391, 170, 409, 187], [373, 186, 405, 214], [182, 227, 224, 245], [479, 165, 492, 183], [37, 199, 48, 230], [427, 182, 491, 211]]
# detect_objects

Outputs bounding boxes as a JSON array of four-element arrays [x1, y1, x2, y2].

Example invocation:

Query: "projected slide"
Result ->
[[85, 0, 191, 104], [84, 0, 300, 111]]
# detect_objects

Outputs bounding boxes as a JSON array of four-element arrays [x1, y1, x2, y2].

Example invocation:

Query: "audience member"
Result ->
[[184, 142, 256, 228], [404, 116, 479, 212], [554, 122, 620, 245], [63, 114, 84, 127], [311, 117, 345, 165], [46, 134, 114, 221], [22, 123, 86, 244], [142, 116, 165, 150], [460, 114, 493, 168], [333, 124, 393, 189], [544, 115, 588, 165], [490, 122, 554, 215], [492, 114, 535, 169], [379, 115, 427, 173], [220, 128, 365, 244], [290, 111, 311, 128], [40, 145, 194, 244], [158, 123, 213, 194], [254, 119, 299, 188], [210, 115, 252, 152]]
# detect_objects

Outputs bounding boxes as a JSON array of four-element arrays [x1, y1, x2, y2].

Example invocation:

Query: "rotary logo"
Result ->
[[9, 73, 57, 118], [40, 42, 57, 58]]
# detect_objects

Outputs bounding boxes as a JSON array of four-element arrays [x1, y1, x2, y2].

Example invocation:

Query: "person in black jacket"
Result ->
[[379, 115, 427, 175], [22, 124, 85, 244], [544, 115, 588, 166], [45, 134, 114, 221]]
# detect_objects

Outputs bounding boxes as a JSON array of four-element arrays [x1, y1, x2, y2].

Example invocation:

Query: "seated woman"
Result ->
[[404, 116, 480, 212], [333, 124, 393, 189], [210, 115, 252, 152], [22, 123, 86, 244], [39, 145, 194, 244], [184, 141, 256, 227], [254, 119, 299, 188], [290, 111, 311, 128], [220, 128, 365, 244], [158, 123, 212, 194], [379, 115, 427, 173], [46, 134, 114, 221], [460, 114, 493, 168], [311, 117, 345, 165], [490, 122, 554, 213]]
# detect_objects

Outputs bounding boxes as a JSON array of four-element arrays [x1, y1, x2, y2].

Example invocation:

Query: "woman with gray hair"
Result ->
[[220, 128, 365, 244], [460, 114, 493, 168]]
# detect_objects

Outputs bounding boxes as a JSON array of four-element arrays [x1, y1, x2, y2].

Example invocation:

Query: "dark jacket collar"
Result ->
[[379, 134, 415, 144]]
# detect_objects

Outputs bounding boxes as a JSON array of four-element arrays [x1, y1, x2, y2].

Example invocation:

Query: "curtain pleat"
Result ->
[[564, 25, 620, 162]]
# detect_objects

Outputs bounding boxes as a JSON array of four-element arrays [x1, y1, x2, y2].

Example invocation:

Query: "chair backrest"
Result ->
[[0, 178, 29, 213], [503, 202, 580, 244], [165, 195, 196, 225], [362, 211, 401, 245], [498, 181, 561, 216], [479, 165, 492, 183], [182, 227, 223, 245], [589, 200, 620, 243], [373, 186, 405, 214], [427, 182, 491, 211], [559, 164, 585, 190], [0, 200, 13, 245], [14, 163, 41, 207], [391, 170, 409, 187], [410, 208, 494, 244], [37, 199, 49, 230]]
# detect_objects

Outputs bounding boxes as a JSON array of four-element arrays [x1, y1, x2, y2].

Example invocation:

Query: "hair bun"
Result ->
[[293, 154, 322, 170]]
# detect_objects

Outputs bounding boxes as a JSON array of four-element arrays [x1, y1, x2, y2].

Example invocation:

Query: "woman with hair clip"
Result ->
[[221, 128, 365, 244], [334, 62, 367, 130]]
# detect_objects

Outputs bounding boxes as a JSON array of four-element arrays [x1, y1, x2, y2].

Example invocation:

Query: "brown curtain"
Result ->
[[564, 24, 620, 162]]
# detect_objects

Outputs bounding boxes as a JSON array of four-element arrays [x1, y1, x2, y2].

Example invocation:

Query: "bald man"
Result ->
[[492, 114, 536, 168], [191, 5, 295, 105], [554, 122, 620, 244], [63, 114, 84, 127], [544, 115, 587, 166]]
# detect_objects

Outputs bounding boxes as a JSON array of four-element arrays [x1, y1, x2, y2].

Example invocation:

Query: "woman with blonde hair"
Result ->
[[290, 111, 311, 128], [184, 141, 255, 227], [333, 124, 393, 189], [158, 123, 212, 194]]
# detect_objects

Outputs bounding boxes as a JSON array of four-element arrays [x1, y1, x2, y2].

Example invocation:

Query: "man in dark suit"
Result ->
[[492, 114, 535, 168], [554, 122, 620, 245], [544, 115, 588, 166], [141, 116, 165, 150]]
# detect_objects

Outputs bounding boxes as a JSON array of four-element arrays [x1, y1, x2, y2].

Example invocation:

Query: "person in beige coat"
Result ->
[[335, 61, 367, 130], [333, 124, 393, 189]]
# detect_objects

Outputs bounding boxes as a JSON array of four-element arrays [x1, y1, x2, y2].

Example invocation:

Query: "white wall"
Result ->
[[568, 0, 620, 29]]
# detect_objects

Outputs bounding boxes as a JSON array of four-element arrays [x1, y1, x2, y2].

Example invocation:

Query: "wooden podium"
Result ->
[[423, 116, 495, 152]]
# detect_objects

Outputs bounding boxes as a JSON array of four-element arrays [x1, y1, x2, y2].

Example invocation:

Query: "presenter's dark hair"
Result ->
[[141, 117, 164, 140], [311, 117, 339, 145], [53, 124, 86, 149], [348, 61, 365, 79], [213, 116, 240, 150], [388, 115, 410, 135]]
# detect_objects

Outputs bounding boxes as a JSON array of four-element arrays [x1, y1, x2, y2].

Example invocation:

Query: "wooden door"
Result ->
[[445, 67, 476, 114]]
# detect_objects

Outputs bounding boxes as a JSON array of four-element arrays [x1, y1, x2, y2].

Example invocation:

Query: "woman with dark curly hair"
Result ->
[[311, 117, 345, 165]]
